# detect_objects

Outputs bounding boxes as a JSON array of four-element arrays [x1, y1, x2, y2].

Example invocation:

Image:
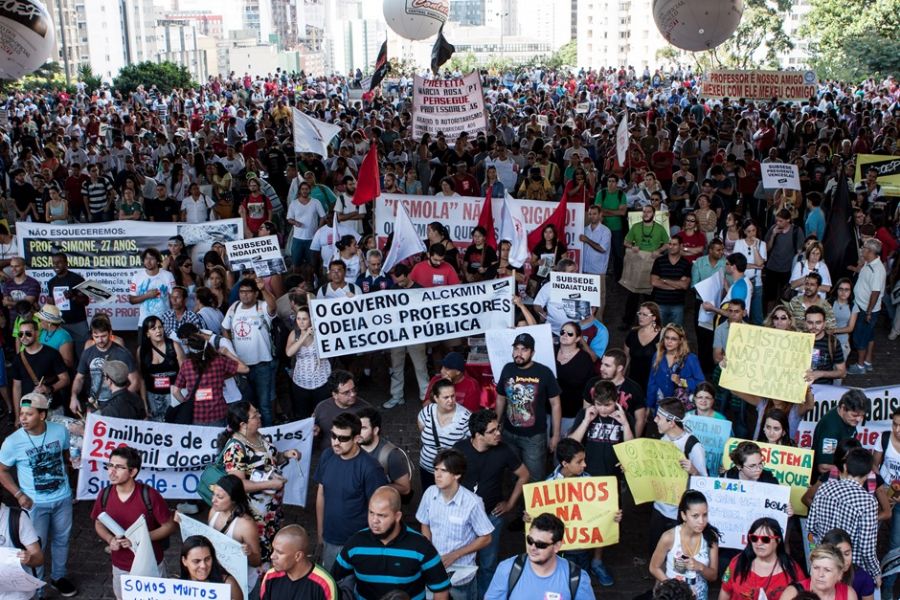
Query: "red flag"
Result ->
[[477, 187, 497, 250], [352, 143, 380, 206], [527, 196, 569, 250]]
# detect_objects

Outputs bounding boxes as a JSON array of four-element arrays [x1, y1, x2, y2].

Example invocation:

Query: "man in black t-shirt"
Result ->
[[583, 349, 647, 437], [455, 409, 530, 597], [261, 525, 338, 600], [47, 252, 90, 358], [358, 407, 412, 497], [146, 184, 180, 222], [10, 320, 69, 415]]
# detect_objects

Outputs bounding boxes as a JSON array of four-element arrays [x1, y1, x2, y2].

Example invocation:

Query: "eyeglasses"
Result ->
[[525, 536, 554, 549], [18, 331, 34, 338], [748, 534, 779, 544], [742, 462, 765, 471], [105, 463, 130, 471], [331, 432, 353, 443], [560, 330, 576, 337]]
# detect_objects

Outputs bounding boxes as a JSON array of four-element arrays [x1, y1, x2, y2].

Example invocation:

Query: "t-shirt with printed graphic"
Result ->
[[221, 300, 274, 365], [129, 268, 175, 325], [811, 407, 857, 473], [581, 376, 646, 426], [810, 335, 844, 384], [77, 343, 137, 406], [569, 409, 633, 477], [498, 362, 561, 436], [0, 422, 71, 503]]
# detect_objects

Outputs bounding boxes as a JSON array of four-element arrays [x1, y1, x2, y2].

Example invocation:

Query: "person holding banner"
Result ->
[[719, 518, 802, 600], [179, 535, 243, 600], [207, 475, 262, 590], [649, 490, 721, 600]]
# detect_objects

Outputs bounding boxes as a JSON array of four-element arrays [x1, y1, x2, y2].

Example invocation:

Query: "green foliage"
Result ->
[[447, 52, 478, 74], [77, 64, 102, 93], [0, 61, 71, 94], [544, 40, 577, 70], [692, 0, 794, 71], [801, 0, 900, 81], [113, 61, 194, 95]]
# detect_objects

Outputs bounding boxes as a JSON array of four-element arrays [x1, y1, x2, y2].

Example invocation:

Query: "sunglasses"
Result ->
[[331, 432, 353, 443], [526, 536, 554, 549], [19, 331, 35, 338], [560, 330, 576, 337], [748, 534, 780, 544], [773, 315, 789, 321]]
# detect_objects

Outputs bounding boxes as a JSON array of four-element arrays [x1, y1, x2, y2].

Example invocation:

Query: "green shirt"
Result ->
[[624, 221, 668, 252], [595, 189, 627, 231], [811, 407, 857, 472]]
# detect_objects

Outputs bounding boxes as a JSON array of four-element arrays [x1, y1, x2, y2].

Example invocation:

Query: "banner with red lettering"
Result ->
[[795, 384, 897, 451], [412, 72, 487, 139], [523, 476, 620, 551], [702, 70, 818, 101], [374, 194, 584, 266]]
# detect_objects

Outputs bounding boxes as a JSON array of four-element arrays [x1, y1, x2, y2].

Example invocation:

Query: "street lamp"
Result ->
[[496, 11, 509, 59]]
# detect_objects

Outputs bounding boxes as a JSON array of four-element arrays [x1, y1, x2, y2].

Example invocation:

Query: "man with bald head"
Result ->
[[332, 487, 451, 600], [260, 525, 337, 599]]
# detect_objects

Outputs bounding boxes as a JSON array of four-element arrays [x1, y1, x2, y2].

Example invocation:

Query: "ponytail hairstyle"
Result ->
[[676, 490, 721, 548]]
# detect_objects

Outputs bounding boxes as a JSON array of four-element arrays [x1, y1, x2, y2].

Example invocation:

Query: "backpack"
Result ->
[[7, 506, 38, 576], [882, 431, 892, 453], [683, 435, 700, 461], [507, 552, 581, 599], [375, 440, 415, 505], [101, 483, 170, 550]]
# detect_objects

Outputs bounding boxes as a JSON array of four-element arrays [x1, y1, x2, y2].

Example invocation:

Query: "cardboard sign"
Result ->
[[702, 70, 818, 101], [411, 72, 487, 139], [684, 415, 732, 475], [524, 476, 620, 551], [549, 272, 602, 307], [224, 235, 286, 276], [614, 439, 689, 505], [722, 437, 814, 516], [761, 163, 801, 191], [121, 576, 229, 600], [485, 323, 556, 384], [691, 477, 790, 549]]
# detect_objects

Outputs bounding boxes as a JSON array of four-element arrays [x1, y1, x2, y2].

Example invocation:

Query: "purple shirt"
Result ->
[[2, 276, 41, 320]]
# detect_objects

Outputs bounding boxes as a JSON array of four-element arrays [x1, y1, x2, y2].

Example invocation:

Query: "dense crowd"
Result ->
[[0, 64, 895, 600]]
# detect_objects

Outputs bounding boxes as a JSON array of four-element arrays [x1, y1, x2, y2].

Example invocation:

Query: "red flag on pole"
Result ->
[[527, 196, 569, 250], [352, 143, 380, 206], [477, 187, 497, 250]]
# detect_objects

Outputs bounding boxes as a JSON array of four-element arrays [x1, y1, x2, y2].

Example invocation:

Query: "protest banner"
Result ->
[[224, 235, 286, 276], [627, 210, 670, 234], [485, 323, 555, 384], [855, 154, 900, 197], [0, 548, 44, 593], [549, 272, 602, 307], [122, 575, 229, 600], [691, 477, 790, 549], [178, 514, 248, 600], [702, 70, 817, 101], [77, 414, 314, 506], [411, 72, 487, 139], [718, 324, 814, 404], [795, 384, 897, 451], [614, 439, 689, 505], [374, 194, 585, 266], [310, 278, 514, 358], [722, 438, 813, 516], [523, 476, 620, 551], [761, 163, 801, 191], [684, 415, 732, 475], [17, 219, 243, 329]]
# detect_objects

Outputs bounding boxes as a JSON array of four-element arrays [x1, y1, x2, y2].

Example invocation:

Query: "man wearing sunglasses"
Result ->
[[10, 320, 69, 419], [484, 512, 595, 599]]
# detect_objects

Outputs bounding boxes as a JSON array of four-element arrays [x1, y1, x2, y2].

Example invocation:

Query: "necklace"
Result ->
[[681, 529, 701, 558], [236, 431, 265, 450], [640, 222, 655, 244], [26, 426, 48, 453]]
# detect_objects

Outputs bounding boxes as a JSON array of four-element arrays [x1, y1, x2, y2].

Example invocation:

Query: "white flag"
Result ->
[[499, 192, 529, 268], [382, 201, 426, 275], [616, 112, 629, 166], [291, 107, 342, 158], [330, 209, 340, 260]]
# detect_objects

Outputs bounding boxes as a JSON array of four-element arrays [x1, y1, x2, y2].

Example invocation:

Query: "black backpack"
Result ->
[[506, 552, 581, 599], [100, 484, 170, 550]]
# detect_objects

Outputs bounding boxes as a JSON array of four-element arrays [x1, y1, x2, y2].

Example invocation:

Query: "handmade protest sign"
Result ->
[[224, 235, 286, 276], [722, 438, 813, 516], [702, 70, 817, 101], [761, 163, 801, 191], [178, 513, 248, 600], [310, 278, 514, 358], [411, 72, 487, 139], [122, 575, 229, 600], [523, 477, 619, 551], [549, 272, 602, 307], [77, 414, 314, 506], [485, 324, 555, 384], [854, 154, 900, 197], [0, 548, 44, 593], [684, 415, 732, 475], [614, 439, 688, 505], [718, 324, 814, 404], [691, 477, 790, 549]]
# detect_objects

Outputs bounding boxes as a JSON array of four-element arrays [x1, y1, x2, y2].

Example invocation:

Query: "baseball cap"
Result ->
[[20, 392, 49, 410], [102, 360, 130, 386], [512, 333, 535, 350]]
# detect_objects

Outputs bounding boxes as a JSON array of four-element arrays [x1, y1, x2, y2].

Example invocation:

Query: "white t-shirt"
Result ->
[[130, 269, 176, 325], [0, 505, 39, 600], [221, 300, 274, 365], [334, 194, 367, 235], [310, 224, 361, 269], [287, 199, 326, 240], [533, 282, 568, 335], [180, 194, 215, 223]]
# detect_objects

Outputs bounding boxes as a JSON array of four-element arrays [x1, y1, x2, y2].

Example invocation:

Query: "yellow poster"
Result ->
[[523, 476, 620, 551], [614, 439, 689, 506], [627, 210, 670, 233], [855, 154, 900, 196], [721, 437, 814, 516], [718, 323, 814, 404]]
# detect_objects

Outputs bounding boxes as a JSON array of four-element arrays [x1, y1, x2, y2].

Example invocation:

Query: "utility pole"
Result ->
[[55, 0, 71, 85]]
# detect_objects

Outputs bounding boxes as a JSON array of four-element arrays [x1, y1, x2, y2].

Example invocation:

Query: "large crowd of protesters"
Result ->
[[0, 63, 895, 600]]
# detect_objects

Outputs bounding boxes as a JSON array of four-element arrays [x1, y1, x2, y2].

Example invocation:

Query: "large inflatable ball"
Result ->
[[0, 0, 55, 80], [383, 0, 449, 41], [653, 0, 743, 52]]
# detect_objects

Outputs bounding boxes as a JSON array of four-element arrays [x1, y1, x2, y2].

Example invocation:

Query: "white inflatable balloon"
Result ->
[[0, 0, 55, 80], [383, 0, 449, 41], [653, 0, 743, 52]]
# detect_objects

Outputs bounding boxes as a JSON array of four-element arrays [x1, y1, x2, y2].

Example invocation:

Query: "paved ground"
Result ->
[[14, 282, 899, 599]]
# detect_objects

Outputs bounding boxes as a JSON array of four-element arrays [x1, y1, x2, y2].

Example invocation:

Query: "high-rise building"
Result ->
[[242, 0, 274, 43], [576, 0, 668, 69], [164, 11, 226, 39], [450, 0, 485, 26], [271, 0, 299, 48]]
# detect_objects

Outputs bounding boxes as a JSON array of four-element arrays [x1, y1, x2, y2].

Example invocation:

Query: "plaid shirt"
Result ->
[[807, 477, 880, 577], [161, 309, 203, 337], [173, 355, 238, 424]]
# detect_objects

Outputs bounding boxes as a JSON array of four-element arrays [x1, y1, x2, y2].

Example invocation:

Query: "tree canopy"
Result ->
[[113, 61, 194, 95]]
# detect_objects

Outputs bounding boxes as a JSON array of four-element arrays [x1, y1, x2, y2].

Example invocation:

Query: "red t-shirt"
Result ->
[[90, 482, 172, 570], [720, 555, 804, 600], [409, 261, 460, 288], [675, 230, 707, 263], [242, 193, 272, 234], [424, 373, 482, 412]]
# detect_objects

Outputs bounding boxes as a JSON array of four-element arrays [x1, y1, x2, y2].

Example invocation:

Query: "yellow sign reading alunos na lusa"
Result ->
[[523, 476, 619, 551]]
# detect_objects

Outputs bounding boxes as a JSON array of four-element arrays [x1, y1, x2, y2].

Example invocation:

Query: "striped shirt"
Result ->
[[259, 564, 337, 600], [332, 526, 451, 600], [81, 176, 113, 214], [417, 404, 471, 472], [416, 484, 494, 571]]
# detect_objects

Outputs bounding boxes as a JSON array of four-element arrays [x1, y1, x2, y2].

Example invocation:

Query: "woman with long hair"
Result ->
[[646, 324, 705, 411], [416, 379, 471, 491], [828, 278, 858, 364], [462, 226, 498, 283], [720, 518, 801, 600], [172, 254, 199, 311], [756, 408, 796, 447], [138, 315, 184, 422], [556, 321, 597, 434], [335, 234, 363, 283], [208, 475, 262, 590], [204, 265, 232, 313], [562, 166, 593, 207], [239, 177, 271, 237], [482, 239, 524, 284], [733, 219, 768, 324], [286, 306, 331, 420], [530, 224, 569, 285], [482, 165, 506, 198], [650, 490, 721, 600], [172, 329, 248, 426], [179, 536, 243, 600], [624, 301, 663, 395], [426, 221, 461, 274], [778, 544, 858, 600], [45, 185, 69, 223]]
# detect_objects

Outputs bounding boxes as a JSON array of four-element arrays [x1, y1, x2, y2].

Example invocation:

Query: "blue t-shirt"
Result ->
[[0, 422, 71, 503], [39, 327, 73, 352], [485, 554, 596, 600], [805, 207, 826, 241], [313, 448, 388, 545]]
